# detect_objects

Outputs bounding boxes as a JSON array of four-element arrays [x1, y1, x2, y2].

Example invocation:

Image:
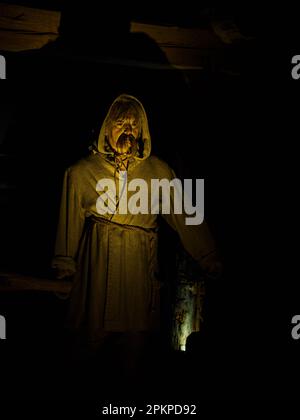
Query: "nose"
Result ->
[[124, 123, 132, 134]]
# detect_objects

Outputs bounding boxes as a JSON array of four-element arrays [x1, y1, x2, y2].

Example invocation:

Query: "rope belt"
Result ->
[[87, 215, 158, 237]]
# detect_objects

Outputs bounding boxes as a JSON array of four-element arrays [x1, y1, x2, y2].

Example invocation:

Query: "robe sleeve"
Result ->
[[161, 166, 222, 279], [51, 167, 85, 277]]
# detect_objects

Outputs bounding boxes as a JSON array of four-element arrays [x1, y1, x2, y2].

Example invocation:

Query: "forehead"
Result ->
[[109, 101, 141, 122], [115, 113, 138, 122]]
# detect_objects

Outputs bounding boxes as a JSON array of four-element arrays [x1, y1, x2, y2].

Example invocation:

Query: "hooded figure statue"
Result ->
[[52, 94, 221, 343]]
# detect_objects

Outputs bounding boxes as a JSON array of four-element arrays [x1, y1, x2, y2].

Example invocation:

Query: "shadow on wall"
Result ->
[[41, 3, 190, 168], [48, 3, 169, 63], [1, 3, 190, 276]]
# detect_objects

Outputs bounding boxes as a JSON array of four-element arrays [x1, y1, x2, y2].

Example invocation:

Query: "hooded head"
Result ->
[[94, 94, 151, 162]]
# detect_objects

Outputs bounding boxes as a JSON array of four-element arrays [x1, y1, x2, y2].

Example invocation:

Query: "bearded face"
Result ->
[[107, 114, 140, 156]]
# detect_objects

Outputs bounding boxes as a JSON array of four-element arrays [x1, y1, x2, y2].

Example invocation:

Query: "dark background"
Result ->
[[0, 1, 298, 406]]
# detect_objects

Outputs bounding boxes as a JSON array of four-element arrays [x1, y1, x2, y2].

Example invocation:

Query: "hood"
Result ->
[[90, 94, 152, 163]]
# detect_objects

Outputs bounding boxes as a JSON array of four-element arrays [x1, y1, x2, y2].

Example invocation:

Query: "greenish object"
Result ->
[[171, 248, 205, 351]]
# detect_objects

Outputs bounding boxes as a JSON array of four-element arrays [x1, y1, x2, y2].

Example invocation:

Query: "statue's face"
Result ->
[[108, 114, 140, 155]]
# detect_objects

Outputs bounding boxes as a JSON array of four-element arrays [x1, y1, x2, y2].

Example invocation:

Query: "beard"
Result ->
[[115, 133, 138, 156]]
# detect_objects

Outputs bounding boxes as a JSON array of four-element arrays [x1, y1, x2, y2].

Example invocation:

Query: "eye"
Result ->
[[115, 121, 123, 128]]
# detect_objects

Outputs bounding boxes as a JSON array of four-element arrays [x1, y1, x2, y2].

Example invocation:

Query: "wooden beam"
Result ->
[[0, 272, 72, 294], [130, 20, 224, 68], [0, 2, 60, 51]]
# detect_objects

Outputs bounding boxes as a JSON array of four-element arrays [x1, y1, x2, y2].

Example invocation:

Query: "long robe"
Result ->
[[52, 94, 218, 340]]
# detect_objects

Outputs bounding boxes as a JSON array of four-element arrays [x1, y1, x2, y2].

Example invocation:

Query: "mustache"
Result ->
[[115, 133, 137, 155], [117, 133, 135, 144]]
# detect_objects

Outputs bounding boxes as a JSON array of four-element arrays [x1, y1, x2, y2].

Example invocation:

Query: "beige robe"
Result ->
[[52, 94, 217, 340]]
